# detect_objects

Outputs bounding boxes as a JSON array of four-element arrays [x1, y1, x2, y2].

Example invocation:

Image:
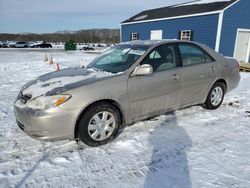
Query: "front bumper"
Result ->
[[14, 102, 81, 141]]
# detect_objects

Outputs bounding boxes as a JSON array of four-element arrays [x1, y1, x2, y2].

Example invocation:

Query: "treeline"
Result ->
[[0, 29, 120, 43]]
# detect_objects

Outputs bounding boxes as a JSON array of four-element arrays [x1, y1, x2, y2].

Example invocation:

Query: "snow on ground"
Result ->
[[0, 48, 250, 188]]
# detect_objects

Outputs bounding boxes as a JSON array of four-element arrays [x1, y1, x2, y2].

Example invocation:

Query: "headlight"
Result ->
[[26, 94, 71, 110]]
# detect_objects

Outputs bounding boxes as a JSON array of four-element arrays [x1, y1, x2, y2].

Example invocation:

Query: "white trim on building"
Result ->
[[120, 0, 240, 26], [120, 25, 122, 43], [120, 11, 222, 26], [223, 0, 240, 11], [247, 35, 250, 62], [214, 0, 240, 52], [215, 12, 224, 52]]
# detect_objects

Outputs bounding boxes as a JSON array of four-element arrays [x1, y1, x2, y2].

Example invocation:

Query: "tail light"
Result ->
[[234, 61, 240, 71]]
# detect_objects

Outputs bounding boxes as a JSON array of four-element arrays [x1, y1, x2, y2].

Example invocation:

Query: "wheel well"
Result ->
[[215, 79, 227, 92], [74, 99, 125, 139]]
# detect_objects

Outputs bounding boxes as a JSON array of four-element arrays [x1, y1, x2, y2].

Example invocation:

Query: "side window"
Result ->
[[141, 44, 177, 72], [149, 51, 161, 59], [205, 53, 214, 62], [178, 43, 214, 67]]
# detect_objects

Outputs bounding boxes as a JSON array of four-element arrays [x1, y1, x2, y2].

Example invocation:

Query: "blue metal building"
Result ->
[[121, 0, 250, 62]]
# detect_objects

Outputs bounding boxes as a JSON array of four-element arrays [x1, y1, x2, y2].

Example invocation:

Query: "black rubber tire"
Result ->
[[202, 82, 225, 110], [77, 102, 121, 147]]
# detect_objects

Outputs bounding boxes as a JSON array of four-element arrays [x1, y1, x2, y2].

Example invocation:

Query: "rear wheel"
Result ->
[[202, 82, 225, 110], [77, 103, 121, 147]]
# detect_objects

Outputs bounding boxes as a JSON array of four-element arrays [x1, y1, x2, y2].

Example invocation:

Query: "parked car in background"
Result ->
[[0, 41, 16, 48], [14, 40, 240, 147], [7, 41, 17, 48], [82, 46, 94, 51], [0, 41, 8, 48], [30, 42, 52, 48], [97, 44, 106, 47], [14, 42, 29, 48]]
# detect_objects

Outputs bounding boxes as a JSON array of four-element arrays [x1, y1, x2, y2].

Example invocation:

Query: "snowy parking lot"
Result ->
[[0, 48, 250, 188]]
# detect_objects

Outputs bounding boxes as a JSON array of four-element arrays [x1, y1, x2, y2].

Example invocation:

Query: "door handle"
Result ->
[[172, 74, 180, 80]]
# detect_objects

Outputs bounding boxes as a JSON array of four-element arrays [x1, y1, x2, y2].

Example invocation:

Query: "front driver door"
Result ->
[[128, 44, 181, 121]]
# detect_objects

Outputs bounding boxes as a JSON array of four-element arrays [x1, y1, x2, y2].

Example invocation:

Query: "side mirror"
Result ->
[[132, 64, 153, 76]]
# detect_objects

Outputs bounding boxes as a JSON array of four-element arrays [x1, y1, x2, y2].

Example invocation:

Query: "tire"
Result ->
[[202, 82, 225, 110], [77, 102, 121, 147]]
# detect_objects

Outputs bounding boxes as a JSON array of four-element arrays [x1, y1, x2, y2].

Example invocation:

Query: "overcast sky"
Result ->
[[0, 0, 189, 33]]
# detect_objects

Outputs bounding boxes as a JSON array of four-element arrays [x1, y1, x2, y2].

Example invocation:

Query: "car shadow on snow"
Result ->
[[144, 112, 192, 188]]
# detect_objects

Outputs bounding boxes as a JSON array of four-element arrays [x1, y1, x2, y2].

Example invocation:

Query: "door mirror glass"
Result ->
[[132, 64, 153, 76]]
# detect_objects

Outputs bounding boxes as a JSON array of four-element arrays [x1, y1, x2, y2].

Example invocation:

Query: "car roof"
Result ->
[[120, 39, 197, 47]]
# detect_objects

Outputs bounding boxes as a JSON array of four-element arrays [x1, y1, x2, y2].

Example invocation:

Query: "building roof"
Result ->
[[122, 0, 238, 24]]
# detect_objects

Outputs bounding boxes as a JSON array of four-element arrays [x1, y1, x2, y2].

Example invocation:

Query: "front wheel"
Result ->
[[77, 103, 121, 147], [202, 82, 225, 110]]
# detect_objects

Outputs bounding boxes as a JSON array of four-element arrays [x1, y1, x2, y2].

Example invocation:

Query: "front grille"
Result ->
[[17, 121, 25, 130]]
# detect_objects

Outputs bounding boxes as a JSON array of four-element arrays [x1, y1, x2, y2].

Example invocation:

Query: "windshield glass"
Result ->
[[87, 45, 148, 73]]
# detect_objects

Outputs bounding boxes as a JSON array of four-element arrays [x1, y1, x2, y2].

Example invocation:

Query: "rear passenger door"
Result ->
[[177, 43, 218, 107]]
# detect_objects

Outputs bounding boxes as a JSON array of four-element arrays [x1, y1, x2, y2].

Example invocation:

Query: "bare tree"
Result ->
[[0, 29, 120, 43]]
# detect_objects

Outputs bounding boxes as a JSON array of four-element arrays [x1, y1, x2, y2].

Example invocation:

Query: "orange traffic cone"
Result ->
[[44, 53, 48, 62], [49, 54, 53, 64]]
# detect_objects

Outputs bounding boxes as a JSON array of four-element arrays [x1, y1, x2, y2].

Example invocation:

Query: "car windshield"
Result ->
[[87, 45, 148, 73]]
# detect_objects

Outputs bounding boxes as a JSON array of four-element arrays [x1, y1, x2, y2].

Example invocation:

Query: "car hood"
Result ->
[[21, 67, 116, 99]]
